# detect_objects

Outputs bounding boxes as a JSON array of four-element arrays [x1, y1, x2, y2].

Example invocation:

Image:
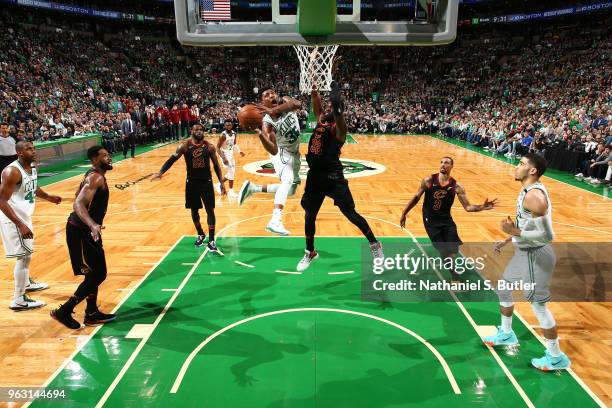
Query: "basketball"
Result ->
[[237, 104, 263, 131]]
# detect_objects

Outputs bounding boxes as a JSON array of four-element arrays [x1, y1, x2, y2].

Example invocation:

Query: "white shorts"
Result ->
[[0, 219, 34, 258], [221, 151, 236, 180], [502, 244, 555, 303], [270, 148, 301, 185]]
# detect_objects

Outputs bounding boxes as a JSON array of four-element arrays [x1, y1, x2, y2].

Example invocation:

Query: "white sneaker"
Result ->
[[574, 173, 583, 178], [228, 189, 238, 199], [25, 278, 49, 292], [238, 180, 254, 205], [370, 241, 384, 260], [214, 182, 222, 195], [266, 219, 290, 236], [10, 295, 45, 311], [297, 250, 319, 272], [590, 179, 602, 185], [584, 177, 593, 181]]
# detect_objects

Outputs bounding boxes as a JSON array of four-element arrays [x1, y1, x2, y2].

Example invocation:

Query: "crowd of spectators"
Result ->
[[0, 8, 610, 183]]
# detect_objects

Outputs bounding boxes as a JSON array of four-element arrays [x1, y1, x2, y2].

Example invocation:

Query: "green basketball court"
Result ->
[[30, 237, 603, 407]]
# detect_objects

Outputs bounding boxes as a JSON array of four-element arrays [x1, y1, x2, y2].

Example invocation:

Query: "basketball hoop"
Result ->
[[293, 45, 339, 94]]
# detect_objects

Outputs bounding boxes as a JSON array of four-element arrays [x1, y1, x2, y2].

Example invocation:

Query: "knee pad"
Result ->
[[531, 302, 556, 329]]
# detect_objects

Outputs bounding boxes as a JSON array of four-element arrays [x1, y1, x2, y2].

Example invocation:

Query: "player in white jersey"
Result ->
[[0, 141, 62, 311], [483, 153, 571, 371], [238, 88, 302, 235], [215, 119, 245, 199]]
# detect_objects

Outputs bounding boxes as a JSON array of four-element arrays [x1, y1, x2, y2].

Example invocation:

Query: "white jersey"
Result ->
[[220, 130, 237, 154], [512, 181, 553, 249], [0, 160, 37, 223], [263, 111, 301, 155]]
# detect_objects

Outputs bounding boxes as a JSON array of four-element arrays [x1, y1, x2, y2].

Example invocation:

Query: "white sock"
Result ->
[[13, 256, 31, 301], [251, 184, 263, 193], [501, 315, 513, 334], [546, 337, 561, 357], [272, 208, 282, 222]]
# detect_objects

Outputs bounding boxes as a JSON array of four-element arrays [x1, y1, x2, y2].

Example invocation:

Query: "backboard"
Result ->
[[174, 0, 458, 46]]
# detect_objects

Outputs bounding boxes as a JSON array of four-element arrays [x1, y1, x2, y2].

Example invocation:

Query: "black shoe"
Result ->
[[51, 307, 81, 329], [195, 234, 206, 247], [207, 240, 220, 253], [84, 310, 117, 326]]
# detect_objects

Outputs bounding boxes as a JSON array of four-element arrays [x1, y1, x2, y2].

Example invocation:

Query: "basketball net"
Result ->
[[293, 45, 339, 94]]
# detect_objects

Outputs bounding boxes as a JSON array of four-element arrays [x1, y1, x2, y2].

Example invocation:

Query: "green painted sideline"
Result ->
[[428, 133, 609, 198], [37, 141, 177, 187]]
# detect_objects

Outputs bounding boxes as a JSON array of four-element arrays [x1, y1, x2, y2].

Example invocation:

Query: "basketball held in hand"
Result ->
[[237, 104, 263, 131]]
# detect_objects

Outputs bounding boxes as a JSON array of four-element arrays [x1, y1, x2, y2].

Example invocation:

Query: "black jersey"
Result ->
[[423, 173, 457, 223], [68, 168, 109, 228], [185, 139, 212, 181], [306, 122, 343, 178]]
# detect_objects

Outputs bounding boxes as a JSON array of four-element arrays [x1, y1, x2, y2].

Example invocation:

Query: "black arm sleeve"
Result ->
[[160, 155, 179, 174]]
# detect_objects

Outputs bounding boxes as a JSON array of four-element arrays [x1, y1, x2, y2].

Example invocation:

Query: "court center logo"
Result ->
[[243, 158, 386, 179]]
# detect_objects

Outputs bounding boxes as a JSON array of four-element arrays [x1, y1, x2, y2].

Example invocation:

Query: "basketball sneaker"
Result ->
[[482, 326, 519, 346], [10, 295, 45, 311], [195, 235, 206, 247], [84, 310, 117, 326], [369, 241, 384, 260], [228, 189, 238, 200], [531, 350, 571, 371], [25, 278, 49, 292], [238, 180, 254, 205], [214, 182, 222, 195], [297, 250, 319, 272], [50, 307, 81, 329], [207, 241, 222, 254], [266, 219, 290, 236]]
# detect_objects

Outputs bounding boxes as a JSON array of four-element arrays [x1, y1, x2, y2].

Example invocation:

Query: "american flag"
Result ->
[[201, 0, 231, 21]]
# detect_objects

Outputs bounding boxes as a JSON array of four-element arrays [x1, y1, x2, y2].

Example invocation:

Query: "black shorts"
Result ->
[[185, 179, 215, 210], [423, 218, 462, 257], [66, 221, 107, 276], [301, 173, 355, 211]]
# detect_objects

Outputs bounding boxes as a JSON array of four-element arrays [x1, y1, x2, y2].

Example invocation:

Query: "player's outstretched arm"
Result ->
[[330, 81, 347, 143], [257, 123, 278, 155], [312, 87, 322, 119], [400, 177, 430, 228], [152, 143, 186, 180], [74, 172, 105, 242], [0, 166, 31, 238], [257, 97, 302, 118], [456, 184, 498, 212], [35, 187, 61, 204], [208, 145, 226, 195]]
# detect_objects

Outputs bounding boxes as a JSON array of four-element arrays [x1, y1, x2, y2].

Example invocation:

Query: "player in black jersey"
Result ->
[[152, 124, 225, 252], [296, 79, 384, 272], [400, 157, 498, 280], [51, 146, 116, 329]]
